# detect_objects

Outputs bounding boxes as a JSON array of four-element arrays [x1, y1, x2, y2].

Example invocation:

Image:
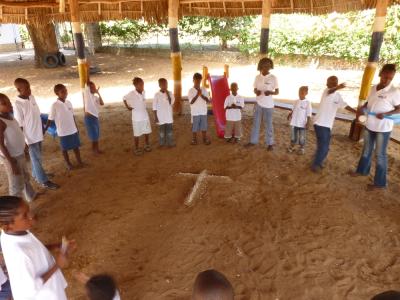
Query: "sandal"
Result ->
[[134, 148, 143, 156], [203, 138, 211, 145], [191, 139, 198, 145], [144, 145, 152, 152]]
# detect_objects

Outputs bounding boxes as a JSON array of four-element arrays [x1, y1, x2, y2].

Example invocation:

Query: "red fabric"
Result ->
[[208, 75, 230, 138]]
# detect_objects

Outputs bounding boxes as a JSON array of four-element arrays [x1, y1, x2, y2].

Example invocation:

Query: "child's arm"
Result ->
[[265, 88, 279, 96], [153, 110, 159, 123], [43, 119, 53, 134], [305, 116, 311, 129], [200, 92, 210, 103], [123, 100, 133, 111], [96, 87, 104, 106], [287, 111, 293, 121], [0, 120, 20, 175], [190, 89, 201, 104], [328, 83, 346, 94]]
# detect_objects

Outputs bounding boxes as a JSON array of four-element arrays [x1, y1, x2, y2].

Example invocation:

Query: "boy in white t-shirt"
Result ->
[[13, 78, 59, 190], [153, 78, 175, 147], [287, 86, 312, 155], [44, 84, 84, 170], [75, 272, 121, 300], [188, 73, 211, 145], [312, 76, 356, 172], [224, 82, 245, 143], [0, 93, 36, 202], [123, 77, 152, 156], [84, 80, 104, 154], [0, 196, 76, 300]]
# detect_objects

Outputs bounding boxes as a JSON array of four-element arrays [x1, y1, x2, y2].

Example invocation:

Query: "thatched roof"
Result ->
[[0, 0, 398, 25]]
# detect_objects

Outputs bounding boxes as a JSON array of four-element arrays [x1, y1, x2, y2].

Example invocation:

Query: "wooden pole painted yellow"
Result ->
[[169, 0, 182, 114], [224, 64, 229, 78], [260, 0, 271, 56], [202, 65, 209, 88]]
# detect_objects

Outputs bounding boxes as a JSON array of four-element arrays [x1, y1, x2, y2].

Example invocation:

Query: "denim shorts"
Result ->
[[60, 132, 81, 151], [84, 114, 100, 142], [0, 280, 12, 300], [192, 115, 208, 132]]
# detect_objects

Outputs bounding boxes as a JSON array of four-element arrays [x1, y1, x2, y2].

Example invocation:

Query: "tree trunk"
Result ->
[[84, 22, 102, 54], [221, 39, 228, 50], [27, 22, 59, 67]]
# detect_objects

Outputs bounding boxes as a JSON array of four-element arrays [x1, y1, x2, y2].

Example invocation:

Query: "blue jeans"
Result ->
[[291, 126, 306, 146], [356, 129, 391, 187], [28, 142, 48, 184], [250, 104, 274, 145], [159, 123, 174, 146], [313, 125, 331, 168], [0, 280, 12, 300]]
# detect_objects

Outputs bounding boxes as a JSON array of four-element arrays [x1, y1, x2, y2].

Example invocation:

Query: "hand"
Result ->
[[231, 103, 236, 108], [264, 90, 272, 96], [127, 107, 133, 111], [338, 83, 346, 89], [287, 113, 292, 121], [255, 90, 262, 96], [10, 158, 20, 175], [376, 113, 385, 120], [155, 117, 159, 123], [197, 89, 202, 96], [55, 252, 68, 269], [65, 239, 77, 256], [95, 86, 100, 94], [74, 271, 90, 284]]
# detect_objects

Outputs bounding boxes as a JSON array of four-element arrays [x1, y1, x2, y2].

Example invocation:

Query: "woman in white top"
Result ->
[[352, 64, 400, 190]]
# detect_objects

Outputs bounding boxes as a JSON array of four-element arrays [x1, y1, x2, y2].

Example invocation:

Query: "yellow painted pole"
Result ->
[[202, 65, 209, 88]]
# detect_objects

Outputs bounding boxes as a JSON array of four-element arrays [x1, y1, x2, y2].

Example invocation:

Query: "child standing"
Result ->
[[45, 84, 83, 170], [0, 196, 75, 299], [188, 73, 211, 145], [153, 78, 175, 147], [312, 76, 355, 172], [224, 82, 245, 143], [0, 94, 36, 202], [13, 78, 59, 190], [246, 58, 279, 151], [123, 77, 152, 155], [192, 269, 234, 300], [287, 86, 312, 155], [84, 81, 104, 154]]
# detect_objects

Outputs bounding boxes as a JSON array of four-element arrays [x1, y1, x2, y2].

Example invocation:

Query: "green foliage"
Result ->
[[60, 32, 72, 44], [18, 25, 31, 43], [100, 20, 149, 45]]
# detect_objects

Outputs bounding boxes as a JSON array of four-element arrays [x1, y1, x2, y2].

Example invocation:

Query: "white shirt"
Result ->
[[84, 86, 101, 118], [13, 95, 43, 145], [0, 116, 26, 158], [253, 73, 279, 108], [114, 290, 121, 300], [123, 90, 150, 122], [153, 91, 175, 125], [188, 87, 209, 116], [224, 94, 245, 121], [1, 231, 67, 300], [48, 99, 77, 137], [366, 84, 400, 132], [314, 89, 347, 129], [290, 99, 312, 128]]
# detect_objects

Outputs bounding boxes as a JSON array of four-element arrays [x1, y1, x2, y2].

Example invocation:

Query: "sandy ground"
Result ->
[[1, 51, 400, 299]]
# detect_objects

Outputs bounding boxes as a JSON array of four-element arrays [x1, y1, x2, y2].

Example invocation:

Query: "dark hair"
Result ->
[[0, 196, 24, 226], [257, 57, 274, 71], [54, 84, 66, 94], [327, 75, 338, 82], [230, 82, 238, 88], [371, 291, 400, 300], [86, 274, 117, 300], [14, 78, 30, 86], [192, 269, 234, 300], [132, 77, 143, 86], [380, 64, 396, 75], [0, 93, 10, 104], [158, 78, 168, 85], [299, 86, 309, 92], [193, 73, 203, 80]]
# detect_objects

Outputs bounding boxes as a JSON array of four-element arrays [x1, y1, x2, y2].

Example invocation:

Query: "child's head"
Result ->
[[192, 269, 234, 300], [257, 57, 274, 75], [88, 81, 97, 94], [133, 77, 144, 93], [85, 274, 117, 300], [230, 82, 238, 95], [193, 73, 203, 87], [299, 86, 309, 100], [158, 78, 168, 91], [14, 78, 31, 98], [326, 76, 338, 89], [0, 196, 33, 233], [379, 64, 396, 88], [54, 84, 68, 100], [0, 94, 13, 114], [371, 290, 400, 300]]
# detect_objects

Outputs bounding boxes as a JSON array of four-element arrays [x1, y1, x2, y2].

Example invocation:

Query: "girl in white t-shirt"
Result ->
[[0, 196, 75, 300]]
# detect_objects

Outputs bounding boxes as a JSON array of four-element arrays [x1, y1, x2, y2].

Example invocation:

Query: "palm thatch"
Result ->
[[0, 0, 398, 24]]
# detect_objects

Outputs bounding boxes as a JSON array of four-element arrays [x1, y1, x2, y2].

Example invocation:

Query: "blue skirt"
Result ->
[[84, 114, 100, 142], [60, 132, 81, 151]]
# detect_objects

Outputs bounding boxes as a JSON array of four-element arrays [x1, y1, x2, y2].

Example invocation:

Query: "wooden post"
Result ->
[[69, 0, 88, 89], [169, 0, 182, 114], [224, 64, 229, 78], [202, 65, 209, 88], [260, 0, 271, 56], [349, 0, 388, 141]]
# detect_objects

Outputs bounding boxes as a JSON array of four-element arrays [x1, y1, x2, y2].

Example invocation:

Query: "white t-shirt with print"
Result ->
[[48, 99, 77, 137], [153, 91, 175, 125], [84, 86, 101, 118], [253, 73, 279, 108], [123, 90, 150, 122], [0, 231, 67, 300], [224, 94, 245, 121], [13, 95, 44, 145], [314, 89, 347, 129], [290, 99, 313, 128], [366, 84, 400, 133], [188, 87, 209, 116]]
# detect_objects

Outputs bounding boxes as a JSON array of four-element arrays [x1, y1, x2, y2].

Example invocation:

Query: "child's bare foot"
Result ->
[[267, 145, 274, 151], [66, 164, 73, 171]]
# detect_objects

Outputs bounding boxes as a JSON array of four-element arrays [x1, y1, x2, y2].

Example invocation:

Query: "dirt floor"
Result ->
[[1, 51, 400, 300]]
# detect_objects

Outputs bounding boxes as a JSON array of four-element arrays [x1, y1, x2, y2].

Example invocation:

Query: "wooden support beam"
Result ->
[[169, 0, 182, 114], [260, 0, 271, 56], [0, 0, 58, 7], [350, 0, 389, 141]]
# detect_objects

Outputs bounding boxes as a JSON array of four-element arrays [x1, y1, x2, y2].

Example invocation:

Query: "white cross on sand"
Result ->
[[178, 170, 232, 206]]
